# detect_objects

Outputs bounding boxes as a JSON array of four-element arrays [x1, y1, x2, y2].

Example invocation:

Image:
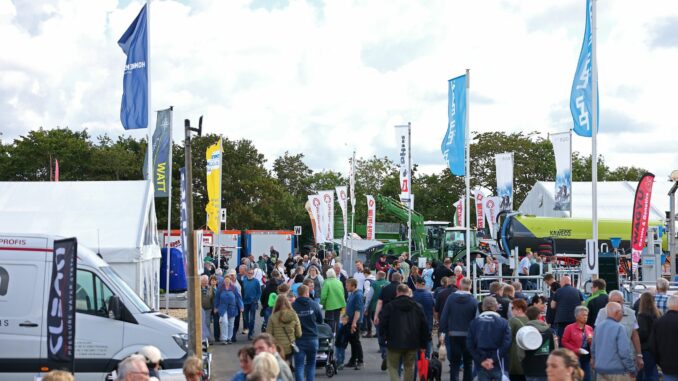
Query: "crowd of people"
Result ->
[[38, 247, 669, 381]]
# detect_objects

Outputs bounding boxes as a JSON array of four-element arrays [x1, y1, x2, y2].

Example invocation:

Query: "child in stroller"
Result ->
[[316, 322, 338, 377], [335, 314, 350, 370]]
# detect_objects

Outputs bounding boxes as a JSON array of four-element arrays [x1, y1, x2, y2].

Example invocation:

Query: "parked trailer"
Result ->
[[244, 230, 295, 259]]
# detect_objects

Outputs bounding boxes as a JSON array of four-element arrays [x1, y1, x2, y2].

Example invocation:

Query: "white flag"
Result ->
[[318, 190, 335, 241], [550, 132, 572, 211], [349, 152, 356, 212], [308, 195, 326, 244], [495, 152, 514, 211], [473, 188, 485, 230], [336, 186, 348, 240], [454, 198, 464, 227], [395, 125, 411, 202], [366, 195, 376, 240], [483, 196, 502, 239]]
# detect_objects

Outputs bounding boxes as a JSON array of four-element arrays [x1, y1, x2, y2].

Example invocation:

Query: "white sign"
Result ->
[[294, 226, 302, 236], [395, 125, 411, 202], [366, 195, 376, 240], [220, 208, 227, 223]]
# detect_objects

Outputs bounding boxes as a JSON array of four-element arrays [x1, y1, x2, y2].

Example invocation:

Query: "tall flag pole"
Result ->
[[571, 0, 599, 270], [464, 69, 471, 277]]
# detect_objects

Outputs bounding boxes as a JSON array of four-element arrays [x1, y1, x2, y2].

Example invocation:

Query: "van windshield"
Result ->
[[101, 266, 151, 313]]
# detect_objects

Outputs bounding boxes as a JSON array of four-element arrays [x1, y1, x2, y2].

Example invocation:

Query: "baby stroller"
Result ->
[[315, 323, 337, 377]]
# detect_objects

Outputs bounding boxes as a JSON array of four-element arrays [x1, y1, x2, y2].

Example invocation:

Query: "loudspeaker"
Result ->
[[598, 252, 619, 293]]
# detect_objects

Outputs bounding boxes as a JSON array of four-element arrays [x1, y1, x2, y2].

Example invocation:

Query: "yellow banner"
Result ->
[[205, 139, 222, 233]]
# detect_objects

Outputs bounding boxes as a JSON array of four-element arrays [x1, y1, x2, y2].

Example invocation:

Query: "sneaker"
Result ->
[[220, 341, 227, 345], [354, 363, 362, 370], [345, 362, 356, 368], [242, 329, 249, 335], [226, 340, 232, 345], [337, 364, 344, 370], [380, 359, 387, 371]]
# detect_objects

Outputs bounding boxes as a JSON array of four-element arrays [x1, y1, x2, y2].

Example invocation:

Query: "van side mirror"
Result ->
[[108, 295, 122, 320]]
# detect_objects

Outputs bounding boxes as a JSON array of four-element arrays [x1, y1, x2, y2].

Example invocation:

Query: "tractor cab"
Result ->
[[442, 227, 479, 263]]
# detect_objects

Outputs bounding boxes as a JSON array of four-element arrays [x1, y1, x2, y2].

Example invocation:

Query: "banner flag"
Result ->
[[495, 153, 514, 212], [454, 199, 464, 227], [336, 186, 348, 240], [483, 196, 502, 239], [570, 0, 599, 137], [47, 238, 77, 367], [473, 189, 485, 230], [118, 4, 148, 130], [308, 195, 326, 244], [143, 108, 172, 197], [179, 167, 189, 255], [394, 125, 411, 202], [349, 153, 356, 212], [54, 159, 60, 182], [442, 74, 467, 176], [550, 132, 572, 211], [305, 200, 319, 244], [318, 190, 335, 241], [630, 173, 655, 268], [366, 195, 376, 240], [205, 139, 222, 233]]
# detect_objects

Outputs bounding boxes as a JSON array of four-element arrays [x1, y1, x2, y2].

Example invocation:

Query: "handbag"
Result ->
[[283, 326, 299, 354]]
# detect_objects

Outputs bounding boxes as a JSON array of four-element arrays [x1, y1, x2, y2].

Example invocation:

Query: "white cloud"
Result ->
[[0, 0, 677, 179]]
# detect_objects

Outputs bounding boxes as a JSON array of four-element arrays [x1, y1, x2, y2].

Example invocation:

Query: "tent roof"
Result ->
[[332, 238, 384, 252], [0, 181, 155, 254], [518, 180, 672, 220]]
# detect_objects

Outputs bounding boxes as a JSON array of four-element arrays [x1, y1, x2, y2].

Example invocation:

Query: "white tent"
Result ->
[[519, 180, 671, 222], [0, 180, 161, 310]]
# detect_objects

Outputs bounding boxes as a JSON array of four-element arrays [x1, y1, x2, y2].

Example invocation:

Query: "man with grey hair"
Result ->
[[467, 296, 512, 381], [650, 295, 678, 380], [595, 290, 643, 371], [200, 274, 214, 342], [592, 302, 636, 380], [117, 354, 150, 381]]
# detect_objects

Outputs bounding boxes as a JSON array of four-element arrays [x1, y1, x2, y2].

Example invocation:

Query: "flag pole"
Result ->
[[465, 69, 471, 279], [146, 0, 153, 182], [165, 106, 173, 313], [591, 0, 598, 267], [351, 150, 356, 234], [569, 128, 573, 219], [408, 122, 412, 255], [217, 137, 223, 269]]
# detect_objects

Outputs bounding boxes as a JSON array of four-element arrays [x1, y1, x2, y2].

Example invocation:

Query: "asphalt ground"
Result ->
[[209, 322, 410, 381]]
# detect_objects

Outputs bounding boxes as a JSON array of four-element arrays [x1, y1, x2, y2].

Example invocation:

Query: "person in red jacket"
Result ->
[[561, 305, 593, 381], [375, 254, 391, 273]]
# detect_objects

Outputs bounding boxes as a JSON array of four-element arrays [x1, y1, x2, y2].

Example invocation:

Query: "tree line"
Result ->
[[0, 128, 647, 244]]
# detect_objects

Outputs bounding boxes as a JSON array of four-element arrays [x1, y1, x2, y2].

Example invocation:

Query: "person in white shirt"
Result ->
[[353, 260, 366, 291]]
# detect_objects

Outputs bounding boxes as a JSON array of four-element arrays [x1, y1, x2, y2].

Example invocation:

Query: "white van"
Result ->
[[0, 234, 192, 380]]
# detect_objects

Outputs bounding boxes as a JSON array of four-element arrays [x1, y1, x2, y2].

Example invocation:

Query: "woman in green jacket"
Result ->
[[320, 268, 346, 332], [267, 295, 302, 360]]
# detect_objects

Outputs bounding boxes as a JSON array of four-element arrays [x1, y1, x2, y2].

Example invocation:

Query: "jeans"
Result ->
[[347, 327, 363, 364], [636, 350, 658, 381], [335, 346, 346, 365], [201, 309, 212, 341], [386, 348, 417, 381], [375, 323, 386, 359], [243, 302, 257, 337], [212, 310, 220, 340], [293, 338, 318, 381], [580, 355, 591, 381], [477, 366, 504, 381], [361, 310, 373, 334], [445, 336, 473, 381], [219, 311, 235, 341], [232, 309, 240, 342], [262, 306, 272, 332], [325, 309, 341, 333]]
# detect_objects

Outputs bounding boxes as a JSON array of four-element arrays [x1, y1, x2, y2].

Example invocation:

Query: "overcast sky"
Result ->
[[1, 0, 677, 178]]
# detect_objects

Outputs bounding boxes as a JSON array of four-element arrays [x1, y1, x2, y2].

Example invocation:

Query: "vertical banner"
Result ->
[[179, 167, 189, 255], [473, 189, 485, 230], [441, 74, 467, 176], [318, 190, 335, 241], [54, 159, 60, 182], [336, 186, 348, 240], [305, 200, 319, 244], [205, 139, 222, 233], [570, 0, 598, 137], [47, 238, 77, 367], [118, 4, 148, 130], [366, 195, 376, 240], [308, 195, 326, 244], [394, 125, 411, 203], [483, 196, 502, 239], [143, 108, 172, 197], [630, 173, 656, 268], [495, 153, 514, 212], [454, 199, 464, 227], [550, 132, 572, 211], [349, 152, 356, 213]]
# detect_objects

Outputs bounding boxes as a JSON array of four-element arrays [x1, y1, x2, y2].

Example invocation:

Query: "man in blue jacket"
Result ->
[[467, 296, 512, 381], [345, 278, 364, 369], [293, 285, 324, 381], [412, 276, 434, 355], [241, 268, 262, 340], [592, 302, 636, 379], [440, 278, 477, 381]]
